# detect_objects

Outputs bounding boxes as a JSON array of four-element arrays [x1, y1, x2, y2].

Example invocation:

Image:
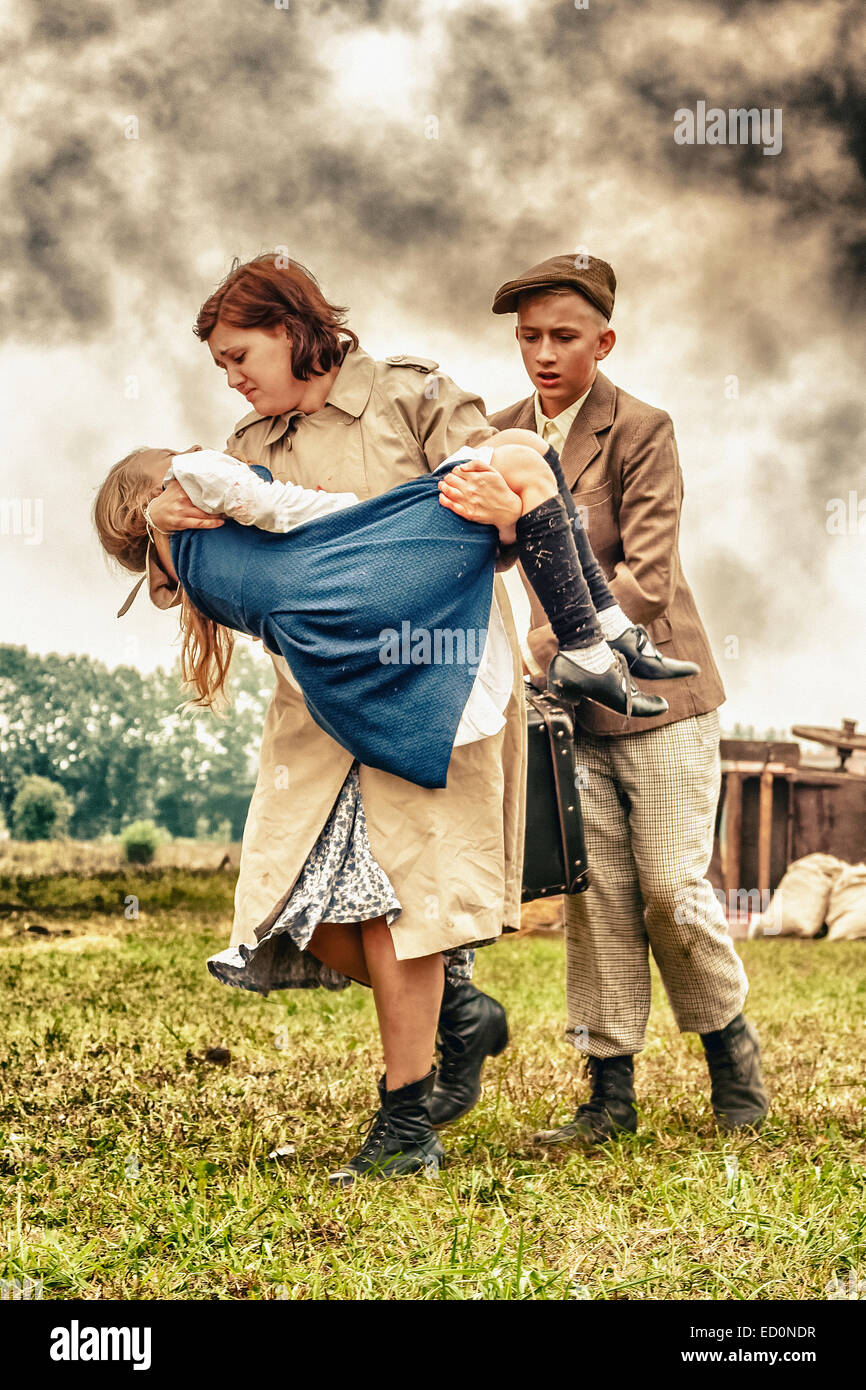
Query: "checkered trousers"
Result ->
[[565, 708, 748, 1057]]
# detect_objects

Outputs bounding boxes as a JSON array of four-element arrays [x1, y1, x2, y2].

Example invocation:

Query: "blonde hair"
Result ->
[[92, 447, 238, 710]]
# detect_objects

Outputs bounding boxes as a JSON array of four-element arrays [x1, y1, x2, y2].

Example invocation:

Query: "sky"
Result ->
[[1, 0, 864, 735]]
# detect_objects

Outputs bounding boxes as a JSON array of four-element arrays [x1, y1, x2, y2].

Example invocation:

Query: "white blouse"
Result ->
[[164, 447, 515, 747]]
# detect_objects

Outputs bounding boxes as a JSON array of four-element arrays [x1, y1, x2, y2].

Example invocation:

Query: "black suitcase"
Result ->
[[522, 682, 590, 902]]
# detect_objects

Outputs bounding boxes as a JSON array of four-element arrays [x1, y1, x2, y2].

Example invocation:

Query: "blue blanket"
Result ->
[[171, 461, 500, 788]]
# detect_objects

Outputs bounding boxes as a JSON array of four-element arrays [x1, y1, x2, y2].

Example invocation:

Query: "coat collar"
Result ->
[[324, 342, 377, 419], [235, 343, 377, 447], [559, 369, 616, 488]]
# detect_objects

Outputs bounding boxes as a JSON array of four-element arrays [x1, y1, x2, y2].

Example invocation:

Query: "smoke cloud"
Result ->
[[1, 0, 864, 732]]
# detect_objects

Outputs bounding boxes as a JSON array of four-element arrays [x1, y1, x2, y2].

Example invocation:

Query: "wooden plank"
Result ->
[[758, 767, 775, 896], [720, 739, 800, 766], [722, 770, 742, 902]]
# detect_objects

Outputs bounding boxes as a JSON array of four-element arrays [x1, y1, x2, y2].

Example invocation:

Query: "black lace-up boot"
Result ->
[[428, 981, 510, 1128], [533, 1055, 638, 1146], [701, 1015, 769, 1132], [327, 1069, 446, 1187]]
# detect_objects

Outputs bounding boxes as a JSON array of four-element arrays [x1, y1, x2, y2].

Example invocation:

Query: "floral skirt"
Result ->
[[206, 760, 475, 995]]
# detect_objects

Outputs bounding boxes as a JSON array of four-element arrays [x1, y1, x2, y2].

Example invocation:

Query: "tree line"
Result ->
[[0, 642, 276, 840]]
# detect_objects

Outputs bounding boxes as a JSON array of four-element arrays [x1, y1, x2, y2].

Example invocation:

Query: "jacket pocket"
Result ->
[[574, 480, 613, 518], [575, 481, 617, 556]]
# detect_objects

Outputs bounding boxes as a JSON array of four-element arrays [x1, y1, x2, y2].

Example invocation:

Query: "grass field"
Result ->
[[0, 854, 863, 1301]]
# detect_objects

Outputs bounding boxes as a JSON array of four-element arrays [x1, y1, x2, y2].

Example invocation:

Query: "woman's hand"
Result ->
[[146, 479, 225, 533], [438, 458, 522, 541]]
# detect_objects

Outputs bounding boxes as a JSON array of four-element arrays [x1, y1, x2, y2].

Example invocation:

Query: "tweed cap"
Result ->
[[492, 253, 616, 320]]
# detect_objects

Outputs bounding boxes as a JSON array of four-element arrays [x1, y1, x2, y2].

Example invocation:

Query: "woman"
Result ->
[[122, 255, 529, 1184], [112, 255, 665, 1186]]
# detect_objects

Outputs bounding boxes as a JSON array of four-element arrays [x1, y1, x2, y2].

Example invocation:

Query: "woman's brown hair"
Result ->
[[194, 253, 359, 379], [92, 449, 236, 710]]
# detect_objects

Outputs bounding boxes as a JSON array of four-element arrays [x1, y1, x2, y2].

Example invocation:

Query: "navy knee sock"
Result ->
[[515, 494, 603, 650], [542, 442, 617, 615]]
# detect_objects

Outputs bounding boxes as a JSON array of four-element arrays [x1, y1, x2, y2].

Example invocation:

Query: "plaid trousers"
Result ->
[[565, 708, 748, 1057]]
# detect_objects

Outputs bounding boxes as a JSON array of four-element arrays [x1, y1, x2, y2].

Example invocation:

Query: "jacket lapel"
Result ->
[[561, 371, 616, 489], [493, 394, 537, 432], [512, 396, 537, 431]]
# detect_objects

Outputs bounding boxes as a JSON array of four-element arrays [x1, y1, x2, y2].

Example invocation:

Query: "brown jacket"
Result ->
[[146, 345, 527, 957], [489, 370, 725, 735]]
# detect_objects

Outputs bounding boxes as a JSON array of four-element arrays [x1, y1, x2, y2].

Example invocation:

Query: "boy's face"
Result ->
[[515, 290, 615, 413]]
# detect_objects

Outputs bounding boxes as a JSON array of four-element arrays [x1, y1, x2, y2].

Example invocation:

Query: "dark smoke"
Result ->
[[2, 0, 864, 726]]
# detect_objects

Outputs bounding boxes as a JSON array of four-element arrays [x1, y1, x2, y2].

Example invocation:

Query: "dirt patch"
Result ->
[[519, 896, 564, 935]]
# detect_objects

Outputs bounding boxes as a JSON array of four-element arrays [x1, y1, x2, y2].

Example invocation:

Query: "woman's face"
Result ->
[[207, 320, 303, 416]]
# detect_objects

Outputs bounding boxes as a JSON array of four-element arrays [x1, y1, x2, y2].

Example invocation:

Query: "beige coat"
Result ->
[[147, 345, 527, 959]]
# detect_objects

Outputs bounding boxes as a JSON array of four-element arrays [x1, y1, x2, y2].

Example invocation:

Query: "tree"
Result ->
[[0, 640, 275, 840], [0, 645, 152, 837], [10, 775, 73, 841], [121, 819, 163, 864]]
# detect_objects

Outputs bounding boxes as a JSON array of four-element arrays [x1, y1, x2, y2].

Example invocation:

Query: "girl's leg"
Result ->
[[477, 443, 610, 659], [482, 435, 697, 674], [450, 440, 668, 717], [485, 434, 620, 618]]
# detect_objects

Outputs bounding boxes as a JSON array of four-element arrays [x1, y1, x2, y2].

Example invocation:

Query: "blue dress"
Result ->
[[170, 461, 500, 789]]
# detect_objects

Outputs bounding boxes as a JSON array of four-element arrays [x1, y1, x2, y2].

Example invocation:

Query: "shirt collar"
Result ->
[[533, 382, 592, 439]]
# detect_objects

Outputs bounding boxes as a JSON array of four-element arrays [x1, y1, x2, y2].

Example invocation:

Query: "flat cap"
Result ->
[[492, 253, 616, 320]]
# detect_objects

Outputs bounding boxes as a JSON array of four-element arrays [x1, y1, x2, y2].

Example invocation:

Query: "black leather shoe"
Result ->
[[328, 1069, 446, 1186], [428, 981, 509, 1128], [609, 624, 700, 680], [701, 1015, 769, 1132], [533, 1055, 638, 1146], [548, 650, 668, 719]]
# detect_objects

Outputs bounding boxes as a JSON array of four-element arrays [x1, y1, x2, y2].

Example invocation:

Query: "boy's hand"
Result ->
[[146, 479, 225, 533], [438, 457, 522, 532]]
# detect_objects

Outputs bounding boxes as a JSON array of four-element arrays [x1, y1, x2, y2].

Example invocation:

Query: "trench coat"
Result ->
[[489, 370, 726, 736], [146, 344, 527, 960]]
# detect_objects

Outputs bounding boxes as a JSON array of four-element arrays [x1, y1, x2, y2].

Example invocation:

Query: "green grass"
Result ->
[[0, 865, 238, 917], [0, 907, 863, 1300]]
